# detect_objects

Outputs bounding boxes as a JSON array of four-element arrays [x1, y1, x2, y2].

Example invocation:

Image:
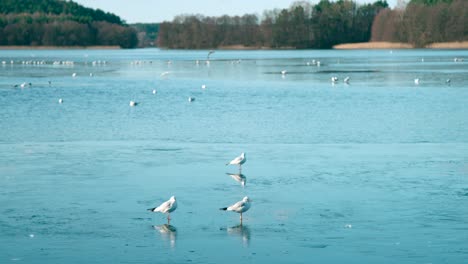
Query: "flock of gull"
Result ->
[[148, 152, 249, 225], [6, 53, 460, 107]]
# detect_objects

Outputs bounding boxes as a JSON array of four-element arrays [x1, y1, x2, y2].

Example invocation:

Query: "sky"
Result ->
[[73, 0, 398, 24]]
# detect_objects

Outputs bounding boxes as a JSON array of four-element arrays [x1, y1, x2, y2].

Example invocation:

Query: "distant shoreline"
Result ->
[[2, 42, 467, 50], [333, 41, 468, 49], [0, 45, 121, 50]]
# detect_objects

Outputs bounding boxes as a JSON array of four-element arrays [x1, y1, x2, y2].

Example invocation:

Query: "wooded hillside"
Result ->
[[157, 0, 388, 49], [0, 0, 138, 48], [371, 0, 467, 47]]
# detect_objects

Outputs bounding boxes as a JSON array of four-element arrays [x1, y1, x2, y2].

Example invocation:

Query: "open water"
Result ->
[[0, 48, 467, 263]]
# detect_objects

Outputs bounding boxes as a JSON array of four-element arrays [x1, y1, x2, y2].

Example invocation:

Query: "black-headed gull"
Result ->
[[226, 152, 246, 172], [148, 196, 177, 223], [220, 196, 251, 223]]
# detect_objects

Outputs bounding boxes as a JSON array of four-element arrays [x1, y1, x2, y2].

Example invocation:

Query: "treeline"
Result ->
[[132, 23, 159, 48], [0, 0, 138, 48], [0, 0, 123, 25], [157, 0, 388, 49], [371, 0, 467, 47]]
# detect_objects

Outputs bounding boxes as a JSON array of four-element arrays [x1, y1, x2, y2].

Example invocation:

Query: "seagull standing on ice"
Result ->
[[148, 196, 177, 223], [220, 196, 251, 224], [414, 78, 420, 85], [226, 152, 246, 172]]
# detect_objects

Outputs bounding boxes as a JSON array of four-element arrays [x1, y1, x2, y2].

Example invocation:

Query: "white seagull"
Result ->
[[226, 152, 246, 172], [160, 71, 170, 77], [281, 70, 287, 75], [220, 196, 251, 223], [148, 196, 177, 223], [344, 76, 350, 84], [188, 97, 195, 102], [129, 100, 138, 107], [58, 98, 63, 104], [414, 78, 420, 85]]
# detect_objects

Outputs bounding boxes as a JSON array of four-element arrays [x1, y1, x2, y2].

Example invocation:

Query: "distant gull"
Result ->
[[58, 98, 63, 104], [446, 79, 451, 85], [188, 97, 195, 102], [226, 152, 246, 172], [207, 50, 215, 60], [414, 78, 420, 85], [220, 196, 251, 224], [72, 73, 76, 77], [201, 84, 206, 89], [331, 76, 338, 83], [281, 70, 287, 75], [160, 71, 170, 77], [152, 89, 157, 94], [129, 100, 138, 107], [148, 196, 177, 223], [344, 76, 350, 84]]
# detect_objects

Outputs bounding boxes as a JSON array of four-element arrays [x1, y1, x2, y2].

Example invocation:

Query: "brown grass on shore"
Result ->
[[0, 45, 121, 50], [218, 45, 296, 50], [333, 42, 413, 49], [425, 41, 468, 49], [218, 45, 275, 50]]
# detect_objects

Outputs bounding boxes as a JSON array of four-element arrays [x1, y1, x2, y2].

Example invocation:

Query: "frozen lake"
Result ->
[[1, 48, 467, 263]]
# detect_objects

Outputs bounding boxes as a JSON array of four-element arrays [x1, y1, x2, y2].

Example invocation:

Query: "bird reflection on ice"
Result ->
[[226, 173, 246, 187], [153, 224, 177, 248], [225, 224, 251, 246]]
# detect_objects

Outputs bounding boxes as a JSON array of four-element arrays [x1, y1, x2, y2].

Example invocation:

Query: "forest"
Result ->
[[371, 0, 467, 47], [0, 0, 466, 49], [158, 0, 388, 49], [157, 0, 467, 49], [0, 0, 138, 48]]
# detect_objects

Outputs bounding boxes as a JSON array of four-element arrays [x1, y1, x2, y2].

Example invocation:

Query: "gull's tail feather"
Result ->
[[147, 207, 156, 212], [220, 207, 228, 211]]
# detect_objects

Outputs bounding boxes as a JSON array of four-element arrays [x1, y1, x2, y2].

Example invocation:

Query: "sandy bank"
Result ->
[[333, 42, 413, 49], [425, 41, 468, 49], [217, 45, 296, 50], [0, 45, 121, 50], [334, 41, 468, 49]]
